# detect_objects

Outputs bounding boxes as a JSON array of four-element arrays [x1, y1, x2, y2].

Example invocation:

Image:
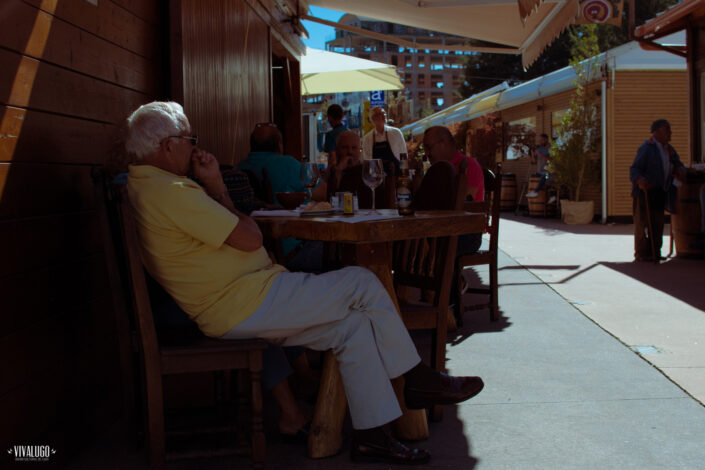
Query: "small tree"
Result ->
[[549, 25, 602, 202]]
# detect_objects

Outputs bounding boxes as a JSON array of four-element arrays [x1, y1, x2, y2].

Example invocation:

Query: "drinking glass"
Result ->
[[362, 159, 385, 213], [300, 162, 320, 202]]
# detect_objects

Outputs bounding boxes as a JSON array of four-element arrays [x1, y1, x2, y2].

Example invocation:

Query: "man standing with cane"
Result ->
[[629, 119, 685, 262]]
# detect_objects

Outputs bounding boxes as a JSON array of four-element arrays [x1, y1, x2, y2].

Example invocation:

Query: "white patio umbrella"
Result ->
[[301, 47, 403, 95]]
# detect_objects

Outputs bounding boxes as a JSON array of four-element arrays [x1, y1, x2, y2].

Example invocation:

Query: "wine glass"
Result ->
[[300, 162, 320, 202], [362, 159, 385, 213]]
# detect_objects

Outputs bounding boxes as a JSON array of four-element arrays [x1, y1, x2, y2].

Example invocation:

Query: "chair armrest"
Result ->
[[463, 201, 489, 213]]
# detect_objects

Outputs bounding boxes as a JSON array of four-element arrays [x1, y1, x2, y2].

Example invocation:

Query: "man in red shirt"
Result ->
[[424, 126, 484, 202], [423, 126, 485, 321]]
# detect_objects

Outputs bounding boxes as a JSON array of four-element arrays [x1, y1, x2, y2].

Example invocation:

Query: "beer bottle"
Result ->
[[397, 153, 414, 216]]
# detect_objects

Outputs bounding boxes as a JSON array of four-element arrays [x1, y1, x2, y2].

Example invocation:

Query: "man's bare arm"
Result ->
[[191, 150, 263, 252]]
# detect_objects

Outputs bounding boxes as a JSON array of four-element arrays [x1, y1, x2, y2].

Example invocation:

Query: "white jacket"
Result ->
[[362, 125, 406, 161]]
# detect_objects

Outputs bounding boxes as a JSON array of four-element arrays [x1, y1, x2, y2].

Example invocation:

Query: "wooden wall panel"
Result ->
[[0, 0, 164, 459], [0, 106, 115, 165], [609, 71, 689, 216], [2, 0, 159, 95], [24, 0, 159, 58], [0, 48, 150, 124], [542, 89, 573, 133], [181, 0, 271, 166], [0, 163, 96, 218]]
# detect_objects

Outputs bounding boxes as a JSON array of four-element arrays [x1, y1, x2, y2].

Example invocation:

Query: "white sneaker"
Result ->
[[526, 191, 538, 198], [548, 195, 556, 204]]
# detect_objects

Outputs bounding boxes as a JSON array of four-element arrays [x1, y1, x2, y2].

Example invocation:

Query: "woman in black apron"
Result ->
[[372, 130, 400, 177]]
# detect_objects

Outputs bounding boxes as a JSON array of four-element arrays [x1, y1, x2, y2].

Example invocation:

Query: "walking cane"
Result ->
[[641, 187, 658, 264]]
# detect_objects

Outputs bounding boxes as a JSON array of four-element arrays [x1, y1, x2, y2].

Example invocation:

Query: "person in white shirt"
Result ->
[[362, 106, 406, 176]]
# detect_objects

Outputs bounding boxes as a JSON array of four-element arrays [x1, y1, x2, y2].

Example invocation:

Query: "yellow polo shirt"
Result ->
[[127, 165, 285, 337]]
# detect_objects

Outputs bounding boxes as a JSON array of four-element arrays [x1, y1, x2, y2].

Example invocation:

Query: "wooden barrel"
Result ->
[[528, 175, 547, 217], [672, 177, 705, 258], [500, 173, 517, 211]]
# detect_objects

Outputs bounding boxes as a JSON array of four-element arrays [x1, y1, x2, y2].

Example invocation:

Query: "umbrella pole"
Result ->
[[642, 187, 658, 264]]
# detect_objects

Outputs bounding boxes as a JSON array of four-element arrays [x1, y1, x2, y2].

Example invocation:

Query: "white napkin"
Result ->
[[338, 213, 403, 223], [250, 210, 300, 217]]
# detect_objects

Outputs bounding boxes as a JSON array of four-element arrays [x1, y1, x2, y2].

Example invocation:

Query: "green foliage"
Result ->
[[549, 25, 602, 202]]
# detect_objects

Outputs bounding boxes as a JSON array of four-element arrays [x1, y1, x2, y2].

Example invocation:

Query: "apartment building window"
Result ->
[[391, 55, 398, 66]]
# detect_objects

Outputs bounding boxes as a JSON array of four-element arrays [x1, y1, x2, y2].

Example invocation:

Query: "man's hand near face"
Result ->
[[191, 149, 226, 196], [191, 149, 263, 251]]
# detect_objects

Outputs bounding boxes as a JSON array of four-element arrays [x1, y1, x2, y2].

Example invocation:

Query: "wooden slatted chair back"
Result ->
[[457, 163, 502, 321], [114, 187, 267, 469]]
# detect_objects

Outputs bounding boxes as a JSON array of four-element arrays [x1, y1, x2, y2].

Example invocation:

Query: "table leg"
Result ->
[[307, 243, 429, 458], [308, 350, 347, 458], [352, 244, 429, 441]]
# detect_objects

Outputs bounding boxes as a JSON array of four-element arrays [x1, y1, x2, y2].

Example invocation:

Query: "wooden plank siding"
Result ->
[[179, 0, 272, 167], [175, 0, 305, 166], [0, 0, 164, 460], [609, 70, 690, 216]]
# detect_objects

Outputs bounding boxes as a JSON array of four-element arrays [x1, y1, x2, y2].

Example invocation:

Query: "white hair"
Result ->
[[125, 101, 191, 159], [369, 106, 386, 122]]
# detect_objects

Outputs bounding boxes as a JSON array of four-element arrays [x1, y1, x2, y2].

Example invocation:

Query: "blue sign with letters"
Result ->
[[370, 91, 385, 107]]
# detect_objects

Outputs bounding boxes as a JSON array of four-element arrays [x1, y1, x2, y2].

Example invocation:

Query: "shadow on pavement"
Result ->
[[448, 266, 511, 347], [602, 257, 705, 312], [501, 213, 636, 236]]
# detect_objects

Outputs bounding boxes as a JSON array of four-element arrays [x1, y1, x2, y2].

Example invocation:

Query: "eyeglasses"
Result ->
[[168, 135, 198, 145], [255, 122, 278, 129]]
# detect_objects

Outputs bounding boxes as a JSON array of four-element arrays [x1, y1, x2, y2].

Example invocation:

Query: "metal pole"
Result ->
[[601, 79, 607, 224], [642, 187, 658, 264], [628, 0, 636, 40]]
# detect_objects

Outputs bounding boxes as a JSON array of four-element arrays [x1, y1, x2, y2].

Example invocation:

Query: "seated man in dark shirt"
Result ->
[[327, 130, 393, 209]]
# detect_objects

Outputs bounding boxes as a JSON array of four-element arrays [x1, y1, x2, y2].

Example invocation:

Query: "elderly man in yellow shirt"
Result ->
[[125, 101, 484, 465]]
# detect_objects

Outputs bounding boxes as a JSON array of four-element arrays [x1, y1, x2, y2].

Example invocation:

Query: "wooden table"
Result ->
[[254, 209, 487, 458]]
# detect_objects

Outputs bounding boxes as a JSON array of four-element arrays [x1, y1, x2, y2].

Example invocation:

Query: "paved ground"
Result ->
[[67, 214, 705, 469], [497, 213, 705, 406]]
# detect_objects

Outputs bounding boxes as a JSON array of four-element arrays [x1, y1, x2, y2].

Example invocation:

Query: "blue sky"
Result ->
[[302, 6, 345, 49]]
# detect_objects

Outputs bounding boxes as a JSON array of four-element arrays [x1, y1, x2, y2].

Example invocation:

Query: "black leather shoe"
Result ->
[[351, 436, 430, 465], [405, 373, 484, 409]]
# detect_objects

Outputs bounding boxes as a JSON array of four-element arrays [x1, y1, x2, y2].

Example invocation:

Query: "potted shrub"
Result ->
[[549, 25, 602, 224]]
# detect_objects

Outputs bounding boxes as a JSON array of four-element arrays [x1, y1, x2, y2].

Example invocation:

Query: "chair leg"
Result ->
[[145, 375, 166, 469], [489, 258, 498, 321], [234, 370, 250, 450], [455, 265, 465, 326], [249, 354, 266, 469], [430, 310, 447, 422]]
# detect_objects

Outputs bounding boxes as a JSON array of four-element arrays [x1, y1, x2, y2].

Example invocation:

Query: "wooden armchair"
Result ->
[[393, 160, 466, 422], [457, 163, 502, 321], [114, 190, 267, 469], [394, 234, 459, 422]]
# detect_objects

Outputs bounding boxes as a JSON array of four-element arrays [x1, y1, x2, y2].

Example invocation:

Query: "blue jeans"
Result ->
[[532, 172, 549, 192]]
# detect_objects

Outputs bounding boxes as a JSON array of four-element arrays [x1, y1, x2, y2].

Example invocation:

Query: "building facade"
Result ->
[[325, 14, 469, 121]]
